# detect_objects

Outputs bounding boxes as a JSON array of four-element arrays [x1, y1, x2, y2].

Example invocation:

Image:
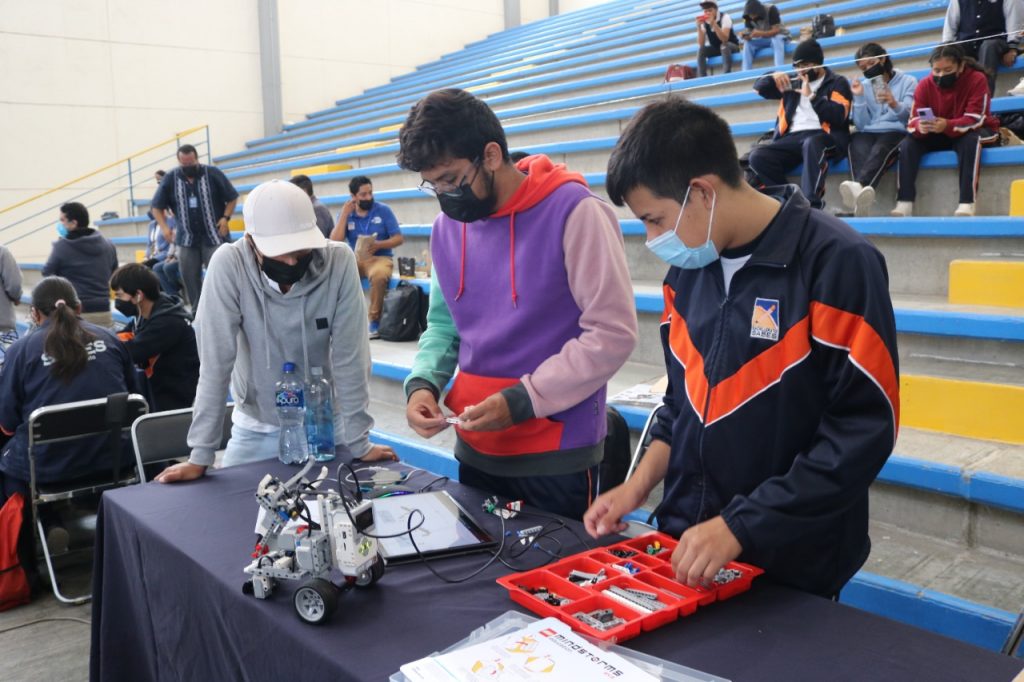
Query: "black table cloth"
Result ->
[[90, 459, 1023, 681]]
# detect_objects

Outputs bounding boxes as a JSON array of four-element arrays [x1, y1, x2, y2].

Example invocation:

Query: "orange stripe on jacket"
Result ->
[[706, 317, 812, 425], [661, 283, 675, 325], [777, 101, 788, 136], [666, 314, 709, 421], [830, 91, 851, 115], [809, 301, 900, 436]]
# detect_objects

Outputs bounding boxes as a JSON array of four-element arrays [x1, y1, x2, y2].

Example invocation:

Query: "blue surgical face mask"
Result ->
[[644, 185, 719, 269], [56, 221, 69, 238]]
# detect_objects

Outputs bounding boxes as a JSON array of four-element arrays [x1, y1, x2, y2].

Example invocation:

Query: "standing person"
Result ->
[[328, 176, 404, 339], [0, 277, 141, 589], [891, 44, 1000, 217], [586, 98, 899, 598], [396, 89, 638, 520], [110, 264, 199, 412], [150, 144, 238, 310], [839, 43, 917, 216], [942, 0, 1021, 95], [746, 39, 852, 210], [740, 0, 788, 71], [0, 244, 22, 368], [42, 202, 118, 327], [154, 180, 396, 484], [696, 1, 739, 78], [289, 174, 335, 238]]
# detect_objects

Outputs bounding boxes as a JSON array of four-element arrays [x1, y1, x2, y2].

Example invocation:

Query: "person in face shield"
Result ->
[[155, 180, 396, 484], [587, 98, 899, 599], [396, 88, 638, 521], [150, 144, 239, 311]]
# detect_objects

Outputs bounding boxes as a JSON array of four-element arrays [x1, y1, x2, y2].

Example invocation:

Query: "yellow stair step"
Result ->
[[948, 259, 1024, 309], [290, 163, 353, 177], [1010, 178, 1024, 217], [901, 374, 1024, 444]]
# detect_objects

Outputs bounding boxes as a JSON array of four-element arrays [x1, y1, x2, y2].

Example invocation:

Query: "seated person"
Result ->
[[942, 0, 1020, 95], [110, 264, 199, 411], [0, 243, 22, 369], [329, 175, 404, 339], [696, 1, 739, 78], [892, 44, 1000, 218], [143, 215, 171, 268], [839, 43, 917, 216], [42, 202, 119, 328], [740, 0, 788, 71], [0, 276, 140, 589], [289, 174, 335, 238], [746, 39, 852, 210]]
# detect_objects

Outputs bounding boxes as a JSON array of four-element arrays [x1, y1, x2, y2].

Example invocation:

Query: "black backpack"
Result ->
[[379, 281, 426, 342], [811, 14, 835, 39], [600, 406, 632, 492]]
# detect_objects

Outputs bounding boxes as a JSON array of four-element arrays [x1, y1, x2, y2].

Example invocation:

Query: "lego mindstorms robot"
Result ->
[[242, 459, 385, 625]]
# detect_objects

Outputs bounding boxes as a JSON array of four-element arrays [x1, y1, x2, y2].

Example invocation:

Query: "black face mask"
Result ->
[[114, 298, 139, 319], [863, 63, 886, 80], [933, 72, 958, 89], [436, 172, 496, 223], [358, 199, 374, 211], [260, 252, 314, 286], [181, 165, 201, 179]]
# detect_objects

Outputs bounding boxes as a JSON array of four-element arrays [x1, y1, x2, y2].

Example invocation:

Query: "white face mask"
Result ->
[[644, 185, 719, 269]]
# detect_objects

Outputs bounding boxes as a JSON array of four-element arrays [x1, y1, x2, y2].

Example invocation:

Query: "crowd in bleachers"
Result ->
[[0, 0, 1022, 606]]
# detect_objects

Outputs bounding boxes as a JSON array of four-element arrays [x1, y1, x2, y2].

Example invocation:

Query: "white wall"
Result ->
[[0, 0, 506, 259]]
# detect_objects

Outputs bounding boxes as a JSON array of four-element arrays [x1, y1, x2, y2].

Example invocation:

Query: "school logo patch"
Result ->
[[750, 297, 780, 341]]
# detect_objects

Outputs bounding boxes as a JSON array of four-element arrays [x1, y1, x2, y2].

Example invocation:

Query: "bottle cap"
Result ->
[[283, 362, 296, 372]]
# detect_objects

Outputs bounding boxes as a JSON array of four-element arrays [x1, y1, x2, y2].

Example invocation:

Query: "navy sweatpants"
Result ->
[[747, 129, 843, 209]]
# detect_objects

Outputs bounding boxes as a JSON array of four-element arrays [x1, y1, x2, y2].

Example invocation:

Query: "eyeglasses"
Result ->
[[418, 158, 482, 198]]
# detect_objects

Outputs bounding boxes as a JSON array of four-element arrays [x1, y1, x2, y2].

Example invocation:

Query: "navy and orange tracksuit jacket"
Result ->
[[650, 186, 899, 597], [754, 67, 853, 150]]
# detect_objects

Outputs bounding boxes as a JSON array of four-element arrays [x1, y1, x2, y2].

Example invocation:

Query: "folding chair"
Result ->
[[615, 403, 667, 538], [27, 392, 149, 604], [131, 404, 234, 482]]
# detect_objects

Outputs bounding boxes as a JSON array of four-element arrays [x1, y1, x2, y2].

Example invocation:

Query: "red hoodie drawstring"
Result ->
[[509, 212, 518, 308], [455, 222, 467, 300]]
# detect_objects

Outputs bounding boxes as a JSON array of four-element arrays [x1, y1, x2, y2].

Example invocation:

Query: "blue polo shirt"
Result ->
[[345, 202, 401, 257]]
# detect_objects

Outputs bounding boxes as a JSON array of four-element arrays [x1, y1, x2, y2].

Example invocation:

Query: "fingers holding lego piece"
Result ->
[[671, 515, 742, 588]]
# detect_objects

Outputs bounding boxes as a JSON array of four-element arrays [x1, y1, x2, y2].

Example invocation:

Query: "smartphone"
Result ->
[[789, 75, 803, 90], [870, 76, 889, 98], [697, 13, 708, 22], [917, 107, 935, 121]]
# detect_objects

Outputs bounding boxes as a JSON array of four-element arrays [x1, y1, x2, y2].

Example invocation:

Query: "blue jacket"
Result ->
[[651, 186, 899, 597], [851, 69, 917, 133], [0, 321, 141, 483]]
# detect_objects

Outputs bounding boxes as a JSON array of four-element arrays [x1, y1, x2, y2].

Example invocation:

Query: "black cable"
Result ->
[[333, 468, 426, 540], [406, 508, 510, 583]]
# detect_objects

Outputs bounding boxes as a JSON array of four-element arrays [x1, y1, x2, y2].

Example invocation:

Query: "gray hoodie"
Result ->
[[186, 238, 373, 466], [0, 245, 23, 331]]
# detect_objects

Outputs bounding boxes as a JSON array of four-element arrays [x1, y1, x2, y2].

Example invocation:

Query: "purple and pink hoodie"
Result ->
[[405, 155, 638, 477]]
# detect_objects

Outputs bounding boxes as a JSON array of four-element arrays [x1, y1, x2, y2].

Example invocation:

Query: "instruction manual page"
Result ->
[[399, 616, 658, 681]]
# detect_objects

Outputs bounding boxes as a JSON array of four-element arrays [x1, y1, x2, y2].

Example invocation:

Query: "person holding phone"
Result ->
[[696, 1, 739, 78], [891, 44, 999, 217], [839, 43, 917, 216], [746, 39, 852, 210]]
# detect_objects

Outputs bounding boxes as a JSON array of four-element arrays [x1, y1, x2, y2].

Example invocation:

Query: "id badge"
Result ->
[[188, 196, 198, 209]]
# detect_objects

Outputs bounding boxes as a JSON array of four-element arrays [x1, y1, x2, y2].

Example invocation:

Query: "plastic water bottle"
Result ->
[[306, 367, 336, 462], [275, 362, 308, 465]]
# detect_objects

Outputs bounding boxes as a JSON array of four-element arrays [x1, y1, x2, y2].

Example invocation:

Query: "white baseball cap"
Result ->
[[242, 180, 327, 257]]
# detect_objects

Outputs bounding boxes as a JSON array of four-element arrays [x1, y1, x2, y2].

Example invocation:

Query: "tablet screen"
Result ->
[[372, 491, 497, 563]]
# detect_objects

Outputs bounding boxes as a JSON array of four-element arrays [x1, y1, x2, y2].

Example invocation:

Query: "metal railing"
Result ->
[[0, 125, 211, 246]]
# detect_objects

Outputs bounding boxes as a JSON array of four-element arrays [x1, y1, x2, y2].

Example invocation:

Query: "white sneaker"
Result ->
[[890, 201, 913, 217], [853, 185, 876, 216], [954, 203, 975, 217], [839, 181, 863, 210], [1009, 76, 1024, 96]]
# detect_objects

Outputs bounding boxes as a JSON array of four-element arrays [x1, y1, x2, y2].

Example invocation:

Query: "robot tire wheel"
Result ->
[[293, 578, 340, 625], [354, 555, 386, 588]]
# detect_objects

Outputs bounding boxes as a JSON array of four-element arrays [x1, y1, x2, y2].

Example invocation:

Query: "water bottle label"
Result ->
[[276, 388, 305, 408]]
